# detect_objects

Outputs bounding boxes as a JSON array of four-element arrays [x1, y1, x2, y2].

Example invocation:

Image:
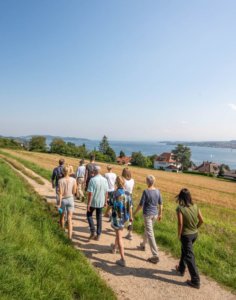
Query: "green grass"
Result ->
[[1, 156, 45, 185], [1, 151, 236, 293], [0, 159, 116, 300], [133, 182, 236, 292], [0, 150, 51, 181]]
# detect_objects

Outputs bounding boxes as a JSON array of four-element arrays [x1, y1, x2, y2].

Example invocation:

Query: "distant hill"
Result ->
[[0, 135, 90, 146], [162, 141, 236, 149]]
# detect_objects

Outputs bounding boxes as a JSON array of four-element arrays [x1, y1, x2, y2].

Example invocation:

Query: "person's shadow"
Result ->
[[75, 242, 186, 287]]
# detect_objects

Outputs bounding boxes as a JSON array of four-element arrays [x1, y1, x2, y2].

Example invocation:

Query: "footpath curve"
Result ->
[[4, 158, 236, 300]]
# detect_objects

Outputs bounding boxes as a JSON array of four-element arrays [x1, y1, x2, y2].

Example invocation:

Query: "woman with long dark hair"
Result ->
[[176, 188, 203, 289]]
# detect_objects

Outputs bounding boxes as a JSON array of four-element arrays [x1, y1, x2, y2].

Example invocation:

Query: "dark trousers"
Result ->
[[87, 207, 103, 236], [179, 233, 200, 284]]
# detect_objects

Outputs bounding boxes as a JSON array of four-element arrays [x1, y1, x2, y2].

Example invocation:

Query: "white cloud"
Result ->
[[180, 121, 188, 125], [228, 103, 236, 111]]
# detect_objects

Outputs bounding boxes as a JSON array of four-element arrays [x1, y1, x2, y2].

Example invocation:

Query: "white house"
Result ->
[[154, 152, 181, 172]]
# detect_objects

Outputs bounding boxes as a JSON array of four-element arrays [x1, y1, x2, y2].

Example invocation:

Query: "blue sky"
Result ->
[[0, 0, 236, 141]]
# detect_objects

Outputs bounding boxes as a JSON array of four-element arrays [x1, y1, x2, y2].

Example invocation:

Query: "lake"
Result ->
[[83, 140, 236, 169]]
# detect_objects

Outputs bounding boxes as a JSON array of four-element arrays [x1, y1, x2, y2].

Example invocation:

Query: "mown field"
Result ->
[[1, 149, 236, 292], [0, 158, 116, 300]]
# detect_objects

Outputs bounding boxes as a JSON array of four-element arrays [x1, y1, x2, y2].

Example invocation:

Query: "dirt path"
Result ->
[[4, 159, 236, 300]]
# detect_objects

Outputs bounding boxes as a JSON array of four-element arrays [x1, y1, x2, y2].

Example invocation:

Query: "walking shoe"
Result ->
[[94, 235, 100, 241], [116, 259, 126, 267], [186, 280, 200, 289], [139, 243, 146, 251], [175, 265, 185, 276], [125, 233, 133, 240], [147, 256, 160, 264], [88, 233, 96, 240]]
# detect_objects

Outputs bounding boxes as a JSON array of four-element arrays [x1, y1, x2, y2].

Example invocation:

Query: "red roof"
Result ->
[[155, 152, 176, 163], [116, 156, 131, 165]]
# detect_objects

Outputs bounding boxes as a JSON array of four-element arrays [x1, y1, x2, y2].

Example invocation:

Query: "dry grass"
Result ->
[[0, 154, 44, 185], [3, 149, 236, 209]]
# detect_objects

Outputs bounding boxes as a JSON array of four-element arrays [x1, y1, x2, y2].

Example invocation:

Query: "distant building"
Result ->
[[221, 170, 236, 181], [116, 156, 132, 165], [154, 152, 181, 172], [195, 161, 219, 175]]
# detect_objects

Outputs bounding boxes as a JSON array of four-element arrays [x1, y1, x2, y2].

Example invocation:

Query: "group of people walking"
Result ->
[[51, 154, 203, 289]]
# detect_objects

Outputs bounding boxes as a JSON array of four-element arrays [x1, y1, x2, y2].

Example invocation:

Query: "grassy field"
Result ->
[[0, 159, 116, 300], [1, 149, 236, 209], [0, 149, 236, 292]]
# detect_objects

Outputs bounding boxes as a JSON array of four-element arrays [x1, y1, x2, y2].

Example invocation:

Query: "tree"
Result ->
[[106, 146, 116, 162], [50, 138, 66, 154], [218, 164, 230, 177], [29, 136, 47, 152], [99, 135, 109, 154], [172, 144, 191, 171], [131, 151, 148, 167], [119, 150, 126, 158], [98, 135, 116, 162]]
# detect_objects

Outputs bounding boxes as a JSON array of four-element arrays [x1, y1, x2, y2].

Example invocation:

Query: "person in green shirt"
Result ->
[[176, 188, 203, 289]]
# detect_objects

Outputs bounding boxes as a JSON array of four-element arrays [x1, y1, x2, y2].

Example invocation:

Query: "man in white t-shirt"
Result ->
[[104, 165, 117, 218]]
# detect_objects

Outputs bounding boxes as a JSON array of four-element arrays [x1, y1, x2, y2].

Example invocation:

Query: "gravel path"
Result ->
[[4, 158, 236, 300]]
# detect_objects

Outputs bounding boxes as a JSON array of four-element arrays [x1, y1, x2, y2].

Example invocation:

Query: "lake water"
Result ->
[[82, 140, 236, 170]]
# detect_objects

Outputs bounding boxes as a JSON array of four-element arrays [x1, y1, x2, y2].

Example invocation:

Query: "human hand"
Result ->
[[158, 214, 162, 221], [87, 205, 91, 212]]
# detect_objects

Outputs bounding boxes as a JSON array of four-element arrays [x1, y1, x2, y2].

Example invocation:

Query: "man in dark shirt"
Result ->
[[85, 154, 96, 191], [51, 158, 65, 205]]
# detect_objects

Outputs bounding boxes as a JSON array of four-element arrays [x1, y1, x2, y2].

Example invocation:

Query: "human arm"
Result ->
[[73, 179, 77, 195], [58, 183, 62, 208], [87, 192, 92, 212], [104, 192, 108, 207], [177, 211, 183, 240], [197, 209, 204, 228], [51, 169, 56, 188], [133, 204, 142, 217], [158, 204, 163, 221]]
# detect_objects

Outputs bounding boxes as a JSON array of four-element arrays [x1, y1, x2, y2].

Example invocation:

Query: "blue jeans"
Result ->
[[87, 207, 103, 236]]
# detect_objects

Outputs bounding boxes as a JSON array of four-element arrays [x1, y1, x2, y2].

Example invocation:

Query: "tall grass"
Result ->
[[133, 183, 236, 292], [1, 155, 44, 185], [0, 160, 116, 300], [0, 150, 51, 181]]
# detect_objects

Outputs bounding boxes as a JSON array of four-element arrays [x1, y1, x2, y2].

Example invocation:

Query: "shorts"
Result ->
[[61, 196, 75, 213]]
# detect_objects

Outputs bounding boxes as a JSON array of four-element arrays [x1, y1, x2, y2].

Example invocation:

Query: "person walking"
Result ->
[[85, 154, 96, 191], [104, 165, 117, 219], [51, 159, 65, 206], [58, 165, 77, 240], [87, 165, 108, 241], [133, 175, 163, 264], [175, 188, 203, 289], [122, 167, 135, 240], [111, 176, 133, 267], [76, 159, 86, 201]]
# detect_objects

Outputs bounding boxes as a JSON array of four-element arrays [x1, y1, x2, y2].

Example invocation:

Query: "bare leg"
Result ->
[[60, 212, 65, 228], [116, 229, 125, 260], [104, 206, 111, 217], [67, 211, 73, 240]]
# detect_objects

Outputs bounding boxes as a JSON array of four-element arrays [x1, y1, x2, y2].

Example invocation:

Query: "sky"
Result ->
[[0, 0, 236, 141]]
